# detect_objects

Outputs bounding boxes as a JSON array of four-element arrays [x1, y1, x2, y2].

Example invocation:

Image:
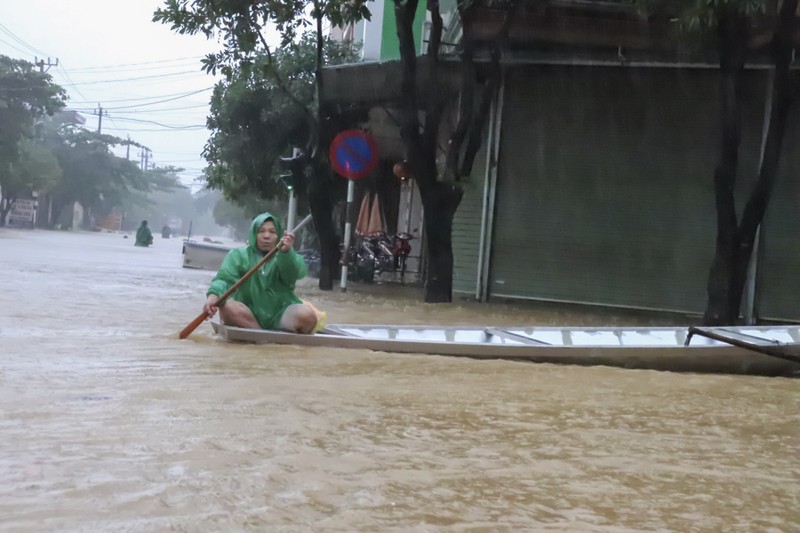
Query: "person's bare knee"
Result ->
[[220, 300, 260, 329], [280, 304, 318, 334]]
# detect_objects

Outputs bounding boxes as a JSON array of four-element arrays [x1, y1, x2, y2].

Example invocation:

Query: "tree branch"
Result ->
[[254, 28, 317, 137], [447, 0, 521, 181], [739, 0, 798, 241], [395, 0, 423, 159], [422, 0, 444, 160]]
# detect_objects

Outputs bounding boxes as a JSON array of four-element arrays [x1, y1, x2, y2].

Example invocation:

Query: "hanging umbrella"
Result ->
[[355, 192, 372, 235], [367, 193, 386, 234]]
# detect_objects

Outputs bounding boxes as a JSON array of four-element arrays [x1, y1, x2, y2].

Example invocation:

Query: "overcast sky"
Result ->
[[0, 0, 232, 187]]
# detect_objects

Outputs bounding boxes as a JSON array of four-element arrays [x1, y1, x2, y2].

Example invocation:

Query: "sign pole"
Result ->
[[329, 129, 380, 293], [287, 188, 297, 232], [340, 179, 355, 292]]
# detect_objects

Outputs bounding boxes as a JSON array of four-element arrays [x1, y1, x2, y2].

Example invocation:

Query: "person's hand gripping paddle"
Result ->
[[179, 214, 314, 339]]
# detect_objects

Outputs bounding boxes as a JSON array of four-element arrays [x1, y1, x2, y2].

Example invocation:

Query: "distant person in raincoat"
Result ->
[[134, 220, 153, 247], [203, 212, 323, 333]]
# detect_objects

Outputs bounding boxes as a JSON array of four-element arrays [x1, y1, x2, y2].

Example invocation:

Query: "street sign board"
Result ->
[[7, 199, 36, 226], [329, 130, 379, 180]]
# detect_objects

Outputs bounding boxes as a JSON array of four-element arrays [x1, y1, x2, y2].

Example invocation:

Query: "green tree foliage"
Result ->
[[192, 187, 273, 240], [45, 126, 182, 228], [0, 56, 65, 160], [154, 0, 368, 289], [630, 0, 765, 28], [0, 138, 62, 224], [122, 186, 197, 234], [0, 55, 66, 224], [211, 195, 275, 240], [8, 138, 62, 195], [203, 33, 359, 202], [155, 0, 369, 61], [0, 54, 184, 230]]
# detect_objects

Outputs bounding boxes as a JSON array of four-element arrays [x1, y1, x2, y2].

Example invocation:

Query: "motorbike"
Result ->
[[390, 231, 415, 284], [344, 230, 417, 284]]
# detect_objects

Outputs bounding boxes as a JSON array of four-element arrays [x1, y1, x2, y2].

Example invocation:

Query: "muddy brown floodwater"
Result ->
[[0, 228, 797, 532]]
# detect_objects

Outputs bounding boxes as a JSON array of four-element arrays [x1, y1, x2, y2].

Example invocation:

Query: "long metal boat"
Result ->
[[210, 322, 800, 377]]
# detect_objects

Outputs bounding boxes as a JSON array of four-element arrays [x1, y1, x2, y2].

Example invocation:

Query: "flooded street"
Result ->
[[0, 229, 797, 532]]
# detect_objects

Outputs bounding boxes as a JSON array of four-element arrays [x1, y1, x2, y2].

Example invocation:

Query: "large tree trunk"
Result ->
[[703, 9, 748, 325], [703, 2, 797, 325], [294, 3, 339, 291], [394, 0, 464, 302], [306, 159, 339, 291], [0, 198, 13, 227], [419, 180, 463, 302], [50, 198, 67, 228]]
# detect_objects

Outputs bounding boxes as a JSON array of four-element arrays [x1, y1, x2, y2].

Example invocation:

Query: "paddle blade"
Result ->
[[179, 310, 210, 339]]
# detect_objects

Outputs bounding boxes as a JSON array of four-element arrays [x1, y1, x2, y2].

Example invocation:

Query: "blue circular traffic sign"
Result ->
[[329, 130, 379, 180]]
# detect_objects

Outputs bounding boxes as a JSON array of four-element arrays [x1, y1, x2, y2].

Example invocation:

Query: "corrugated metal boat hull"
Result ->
[[210, 323, 800, 377]]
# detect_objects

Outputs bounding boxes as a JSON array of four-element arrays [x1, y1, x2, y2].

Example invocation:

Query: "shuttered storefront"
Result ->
[[452, 142, 489, 297], [756, 107, 800, 320], [488, 66, 796, 317]]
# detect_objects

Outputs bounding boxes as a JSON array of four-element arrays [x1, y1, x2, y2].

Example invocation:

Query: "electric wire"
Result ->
[[0, 22, 52, 57], [65, 56, 205, 73], [0, 35, 35, 57], [109, 116, 206, 129], [58, 69, 204, 87], [0, 22, 214, 178], [66, 86, 213, 106]]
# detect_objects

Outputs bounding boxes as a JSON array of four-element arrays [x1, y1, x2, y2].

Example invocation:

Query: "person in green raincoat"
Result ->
[[134, 220, 153, 246], [203, 212, 321, 333]]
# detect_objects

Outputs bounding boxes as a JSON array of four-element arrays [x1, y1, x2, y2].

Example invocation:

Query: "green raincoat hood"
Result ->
[[248, 212, 284, 252]]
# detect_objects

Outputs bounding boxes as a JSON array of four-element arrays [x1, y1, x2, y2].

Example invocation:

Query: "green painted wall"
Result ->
[[380, 0, 427, 60]]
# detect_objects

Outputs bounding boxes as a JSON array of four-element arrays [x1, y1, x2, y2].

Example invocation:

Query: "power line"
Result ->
[[106, 87, 214, 110], [103, 126, 206, 133], [0, 23, 51, 57], [57, 70, 204, 87], [109, 116, 206, 129], [69, 103, 209, 114], [55, 63, 93, 103], [115, 103, 210, 113], [0, 23, 216, 177], [153, 151, 206, 156], [0, 35, 35, 57], [67, 86, 213, 106], [64, 56, 205, 73]]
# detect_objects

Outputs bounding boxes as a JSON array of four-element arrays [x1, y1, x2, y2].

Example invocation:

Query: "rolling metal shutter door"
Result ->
[[452, 143, 489, 297], [488, 66, 770, 314], [757, 108, 800, 321]]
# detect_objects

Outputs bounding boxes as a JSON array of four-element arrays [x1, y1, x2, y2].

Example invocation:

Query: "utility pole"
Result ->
[[140, 148, 152, 171], [126, 135, 130, 160], [34, 57, 58, 73], [94, 104, 106, 134]]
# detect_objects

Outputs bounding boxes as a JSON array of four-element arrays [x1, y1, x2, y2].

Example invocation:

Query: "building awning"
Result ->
[[321, 56, 462, 108]]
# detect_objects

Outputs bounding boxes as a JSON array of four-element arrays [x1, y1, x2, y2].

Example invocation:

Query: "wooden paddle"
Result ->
[[179, 214, 314, 339]]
